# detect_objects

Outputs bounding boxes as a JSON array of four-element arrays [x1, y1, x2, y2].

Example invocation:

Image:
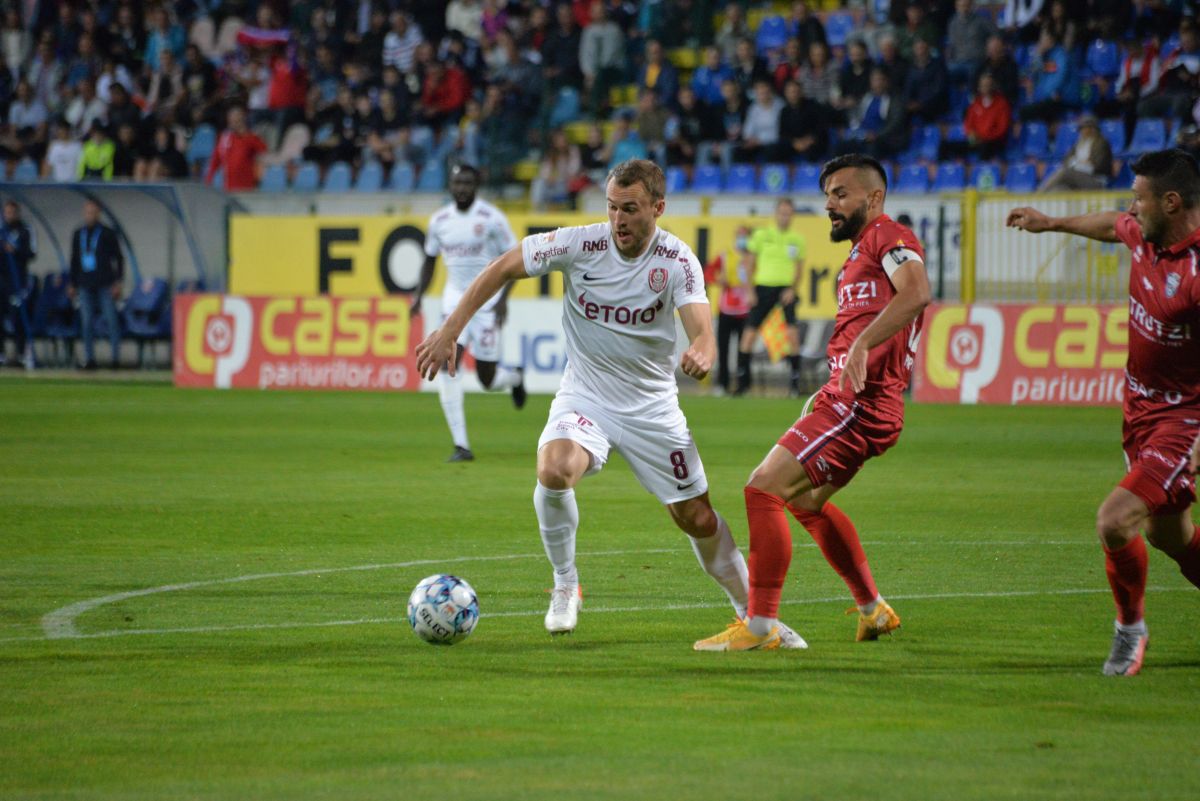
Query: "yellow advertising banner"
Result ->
[[230, 213, 850, 319]]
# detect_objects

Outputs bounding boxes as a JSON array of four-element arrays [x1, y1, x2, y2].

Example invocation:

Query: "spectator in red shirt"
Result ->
[[267, 48, 308, 140], [419, 59, 470, 129], [204, 106, 268, 191], [942, 72, 1011, 161]]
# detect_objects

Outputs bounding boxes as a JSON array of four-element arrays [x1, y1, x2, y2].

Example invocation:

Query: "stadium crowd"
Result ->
[[0, 0, 1197, 198]]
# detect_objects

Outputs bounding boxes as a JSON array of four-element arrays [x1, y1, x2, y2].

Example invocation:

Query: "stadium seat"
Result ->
[[32, 272, 77, 366], [1004, 161, 1038, 192], [291, 161, 320, 191], [970, 162, 1002, 191], [186, 124, 216, 168], [1052, 121, 1080, 159], [664, 166, 687, 194], [322, 161, 353, 191], [943, 123, 967, 144], [933, 162, 966, 191], [690, 165, 722, 192], [1110, 160, 1134, 189], [1085, 39, 1120, 78], [793, 163, 822, 192], [895, 164, 930, 193], [758, 164, 790, 193], [755, 16, 789, 55], [1021, 122, 1050, 160], [11, 158, 37, 181], [259, 163, 287, 192], [915, 124, 941, 161], [547, 87, 581, 129], [1099, 119, 1125, 155], [354, 161, 384, 191], [1124, 118, 1166, 156], [825, 12, 854, 47], [417, 160, 446, 191], [122, 278, 171, 342], [389, 162, 416, 192], [723, 164, 756, 193]]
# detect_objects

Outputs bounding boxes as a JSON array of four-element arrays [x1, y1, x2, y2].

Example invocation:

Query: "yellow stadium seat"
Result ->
[[565, 121, 592, 145], [513, 160, 539, 182], [669, 48, 700, 69]]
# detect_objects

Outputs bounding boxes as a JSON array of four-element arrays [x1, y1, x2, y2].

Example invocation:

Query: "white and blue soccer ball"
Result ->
[[407, 574, 479, 645]]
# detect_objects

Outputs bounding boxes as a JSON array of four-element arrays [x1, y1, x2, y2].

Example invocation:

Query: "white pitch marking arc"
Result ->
[[36, 541, 1098, 642]]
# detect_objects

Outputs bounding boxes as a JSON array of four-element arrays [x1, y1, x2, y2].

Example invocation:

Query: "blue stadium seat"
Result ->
[[1124, 117, 1166, 156], [323, 161, 353, 191], [755, 16, 789, 55], [186, 124, 216, 168], [291, 161, 320, 191], [970, 162, 1002, 191], [259, 163, 287, 192], [690, 165, 722, 192], [943, 123, 967, 144], [122, 278, 171, 341], [1052, 121, 1080, 159], [664, 166, 687, 194], [933, 162, 966, 191], [355, 160, 384, 191], [1085, 39, 1120, 78], [1021, 122, 1050, 159], [547, 87, 581, 129], [723, 164, 756, 193], [916, 124, 941, 161], [32, 271, 77, 340], [758, 164, 790, 193], [1004, 161, 1038, 192], [1099, 119, 1125, 155], [417, 159, 446, 191], [825, 12, 854, 47], [11, 158, 37, 181], [895, 164, 930, 193], [793, 163, 822, 192], [1110, 160, 1134, 189], [389, 162, 416, 192]]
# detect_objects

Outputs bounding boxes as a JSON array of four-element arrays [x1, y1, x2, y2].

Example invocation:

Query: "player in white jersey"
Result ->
[[412, 164, 526, 462], [416, 159, 806, 647]]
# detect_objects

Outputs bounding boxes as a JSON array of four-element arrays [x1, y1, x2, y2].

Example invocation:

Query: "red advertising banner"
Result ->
[[913, 303, 1128, 406], [173, 294, 423, 391]]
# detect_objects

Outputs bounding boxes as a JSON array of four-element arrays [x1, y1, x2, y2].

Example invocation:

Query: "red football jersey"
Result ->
[[823, 214, 926, 410], [1114, 213, 1200, 426]]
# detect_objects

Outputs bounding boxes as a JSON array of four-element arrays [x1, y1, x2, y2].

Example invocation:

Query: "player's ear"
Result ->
[[653, 198, 665, 218], [1162, 190, 1182, 215]]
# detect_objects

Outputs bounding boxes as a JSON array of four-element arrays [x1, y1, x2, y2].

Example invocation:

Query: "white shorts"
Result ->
[[537, 392, 709, 504], [443, 305, 501, 363]]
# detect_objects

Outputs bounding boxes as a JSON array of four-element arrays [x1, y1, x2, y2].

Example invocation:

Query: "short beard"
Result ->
[[829, 203, 868, 242]]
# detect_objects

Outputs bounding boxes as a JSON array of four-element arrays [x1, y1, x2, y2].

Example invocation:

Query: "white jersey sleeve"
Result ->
[[521, 226, 586, 277], [424, 213, 441, 257], [491, 211, 518, 258], [672, 250, 708, 309]]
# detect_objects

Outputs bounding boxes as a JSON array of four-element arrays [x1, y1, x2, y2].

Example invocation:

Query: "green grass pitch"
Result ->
[[1, 380, 1197, 800]]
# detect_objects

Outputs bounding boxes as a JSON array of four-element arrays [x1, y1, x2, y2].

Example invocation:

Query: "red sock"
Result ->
[[788, 502, 879, 606], [745, 486, 792, 620], [1169, 525, 1200, 589], [1104, 536, 1148, 625]]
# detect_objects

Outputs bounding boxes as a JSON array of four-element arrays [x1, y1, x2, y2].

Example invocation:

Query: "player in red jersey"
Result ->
[[695, 153, 931, 650], [1007, 148, 1200, 676]]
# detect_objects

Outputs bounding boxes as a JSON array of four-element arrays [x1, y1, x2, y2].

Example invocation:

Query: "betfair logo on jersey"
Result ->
[[581, 238, 608, 253], [531, 245, 568, 263], [576, 291, 664, 325]]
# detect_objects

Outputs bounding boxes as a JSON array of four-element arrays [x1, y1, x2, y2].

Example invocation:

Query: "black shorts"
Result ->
[[747, 285, 796, 328]]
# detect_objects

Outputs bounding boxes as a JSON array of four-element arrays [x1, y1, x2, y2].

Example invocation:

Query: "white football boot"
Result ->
[[776, 619, 809, 649], [545, 585, 582, 634]]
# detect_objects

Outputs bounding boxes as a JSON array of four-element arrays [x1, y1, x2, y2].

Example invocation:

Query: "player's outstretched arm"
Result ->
[[1006, 207, 1120, 243], [678, 302, 717, 381], [839, 259, 931, 394], [415, 246, 527, 380]]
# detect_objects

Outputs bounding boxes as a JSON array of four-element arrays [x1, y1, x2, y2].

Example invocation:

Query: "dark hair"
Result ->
[[819, 153, 889, 193], [1132, 148, 1200, 208], [607, 158, 666, 202], [450, 163, 480, 180]]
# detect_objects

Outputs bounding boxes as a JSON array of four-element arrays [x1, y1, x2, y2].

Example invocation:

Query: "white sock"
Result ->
[[1116, 619, 1147, 635], [483, 367, 521, 391], [858, 595, 882, 615], [438, 371, 469, 449], [534, 482, 579, 590], [688, 512, 749, 618], [747, 615, 777, 636]]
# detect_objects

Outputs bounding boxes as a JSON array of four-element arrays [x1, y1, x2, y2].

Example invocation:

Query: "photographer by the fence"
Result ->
[[68, 199, 123, 370]]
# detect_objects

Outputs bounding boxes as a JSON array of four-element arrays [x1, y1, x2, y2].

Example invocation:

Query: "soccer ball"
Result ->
[[406, 574, 479, 645]]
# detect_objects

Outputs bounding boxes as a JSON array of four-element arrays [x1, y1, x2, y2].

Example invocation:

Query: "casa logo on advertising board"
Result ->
[[914, 303, 1128, 406], [174, 294, 421, 391]]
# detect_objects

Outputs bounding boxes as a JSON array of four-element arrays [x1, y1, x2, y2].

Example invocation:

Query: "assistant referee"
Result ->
[[736, 197, 806, 395]]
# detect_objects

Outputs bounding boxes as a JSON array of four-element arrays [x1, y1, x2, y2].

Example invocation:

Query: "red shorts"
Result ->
[[1119, 417, 1199, 515], [777, 391, 904, 489]]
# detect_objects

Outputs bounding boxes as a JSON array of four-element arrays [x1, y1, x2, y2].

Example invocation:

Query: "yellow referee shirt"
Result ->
[[747, 226, 806, 287]]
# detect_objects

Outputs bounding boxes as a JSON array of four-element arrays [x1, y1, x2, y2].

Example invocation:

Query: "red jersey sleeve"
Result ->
[[1114, 212, 1142, 251]]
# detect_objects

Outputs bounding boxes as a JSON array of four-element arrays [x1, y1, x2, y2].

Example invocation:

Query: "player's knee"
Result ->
[[1095, 505, 1137, 549], [671, 499, 715, 537], [537, 462, 575, 490]]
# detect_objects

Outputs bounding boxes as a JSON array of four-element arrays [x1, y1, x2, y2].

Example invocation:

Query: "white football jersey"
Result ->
[[521, 223, 708, 415], [425, 198, 518, 312]]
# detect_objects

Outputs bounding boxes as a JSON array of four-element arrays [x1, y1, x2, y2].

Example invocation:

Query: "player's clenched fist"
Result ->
[[1006, 207, 1053, 232], [680, 346, 711, 380], [416, 329, 458, 380]]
